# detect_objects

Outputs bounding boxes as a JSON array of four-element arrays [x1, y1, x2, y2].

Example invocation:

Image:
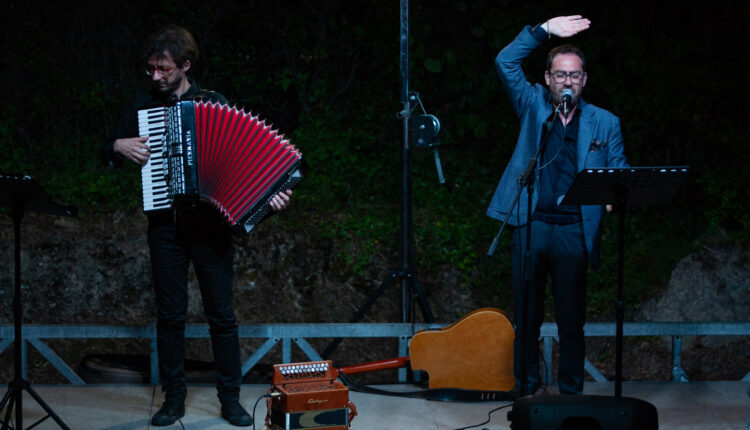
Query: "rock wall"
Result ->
[[638, 242, 750, 324], [634, 234, 750, 380]]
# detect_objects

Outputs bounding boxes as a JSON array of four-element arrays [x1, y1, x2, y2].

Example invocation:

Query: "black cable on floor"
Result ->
[[454, 403, 513, 430]]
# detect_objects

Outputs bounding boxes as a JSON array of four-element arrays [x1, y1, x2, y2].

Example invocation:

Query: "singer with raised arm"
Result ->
[[486, 15, 628, 395]]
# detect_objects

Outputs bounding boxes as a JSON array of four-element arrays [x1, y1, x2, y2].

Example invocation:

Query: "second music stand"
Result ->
[[561, 166, 689, 396]]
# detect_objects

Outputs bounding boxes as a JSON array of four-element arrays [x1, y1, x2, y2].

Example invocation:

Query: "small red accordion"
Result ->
[[138, 101, 302, 233], [266, 360, 356, 430]]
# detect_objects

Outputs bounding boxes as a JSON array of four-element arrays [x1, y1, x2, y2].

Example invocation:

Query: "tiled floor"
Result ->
[[0, 381, 746, 429]]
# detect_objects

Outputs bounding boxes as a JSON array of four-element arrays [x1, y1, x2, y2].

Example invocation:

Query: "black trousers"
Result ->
[[147, 205, 241, 403], [511, 219, 587, 394]]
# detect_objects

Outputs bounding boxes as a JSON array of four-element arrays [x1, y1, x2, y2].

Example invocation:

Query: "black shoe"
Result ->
[[221, 400, 252, 427], [151, 400, 185, 426]]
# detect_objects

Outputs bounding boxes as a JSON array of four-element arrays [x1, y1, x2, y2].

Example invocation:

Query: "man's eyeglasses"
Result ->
[[550, 71, 585, 84], [145, 64, 177, 77]]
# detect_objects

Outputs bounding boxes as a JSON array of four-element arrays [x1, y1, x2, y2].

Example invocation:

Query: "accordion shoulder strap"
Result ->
[[191, 89, 227, 105]]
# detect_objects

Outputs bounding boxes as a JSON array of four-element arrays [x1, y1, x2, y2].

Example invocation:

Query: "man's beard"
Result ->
[[152, 78, 178, 95]]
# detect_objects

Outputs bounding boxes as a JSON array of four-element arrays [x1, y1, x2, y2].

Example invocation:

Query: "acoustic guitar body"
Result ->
[[409, 307, 515, 391]]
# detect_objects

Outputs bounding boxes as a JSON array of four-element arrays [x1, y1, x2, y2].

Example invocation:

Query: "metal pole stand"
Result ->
[[0, 174, 76, 430]]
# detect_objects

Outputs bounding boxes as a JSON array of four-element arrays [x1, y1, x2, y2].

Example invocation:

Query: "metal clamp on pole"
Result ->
[[407, 92, 446, 184]]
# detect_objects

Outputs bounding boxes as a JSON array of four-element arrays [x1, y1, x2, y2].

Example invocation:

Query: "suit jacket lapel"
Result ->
[[577, 101, 596, 171]]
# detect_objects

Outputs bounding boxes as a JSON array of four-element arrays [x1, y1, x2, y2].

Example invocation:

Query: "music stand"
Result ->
[[560, 166, 689, 397], [0, 174, 76, 430]]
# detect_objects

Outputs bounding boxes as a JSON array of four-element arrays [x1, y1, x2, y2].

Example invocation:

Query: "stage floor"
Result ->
[[0, 381, 745, 429]]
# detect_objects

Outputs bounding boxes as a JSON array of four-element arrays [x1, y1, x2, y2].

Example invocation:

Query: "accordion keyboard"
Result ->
[[138, 107, 170, 211], [273, 361, 336, 386]]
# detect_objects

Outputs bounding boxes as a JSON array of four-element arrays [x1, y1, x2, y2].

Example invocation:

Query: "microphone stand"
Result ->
[[487, 105, 560, 396]]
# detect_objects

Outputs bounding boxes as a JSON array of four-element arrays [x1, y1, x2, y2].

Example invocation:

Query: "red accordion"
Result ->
[[138, 101, 302, 233]]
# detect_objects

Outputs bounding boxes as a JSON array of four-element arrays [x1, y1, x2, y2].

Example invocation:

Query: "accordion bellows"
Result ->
[[138, 100, 302, 233]]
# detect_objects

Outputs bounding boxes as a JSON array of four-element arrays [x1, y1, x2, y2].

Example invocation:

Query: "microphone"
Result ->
[[561, 89, 574, 117]]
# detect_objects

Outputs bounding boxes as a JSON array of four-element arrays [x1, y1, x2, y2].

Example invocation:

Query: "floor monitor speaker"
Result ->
[[507, 394, 658, 430]]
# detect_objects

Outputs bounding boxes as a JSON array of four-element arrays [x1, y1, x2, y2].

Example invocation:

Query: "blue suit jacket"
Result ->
[[486, 26, 628, 269]]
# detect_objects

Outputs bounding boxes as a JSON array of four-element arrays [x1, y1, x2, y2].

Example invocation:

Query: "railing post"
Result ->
[[282, 338, 292, 363], [543, 336, 553, 386], [671, 335, 688, 382], [150, 336, 159, 385], [399, 335, 409, 383]]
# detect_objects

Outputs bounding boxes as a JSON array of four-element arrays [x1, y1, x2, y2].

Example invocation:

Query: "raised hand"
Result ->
[[547, 15, 591, 38]]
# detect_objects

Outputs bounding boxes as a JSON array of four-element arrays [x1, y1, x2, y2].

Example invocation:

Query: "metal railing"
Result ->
[[1, 322, 749, 385], [540, 322, 750, 384]]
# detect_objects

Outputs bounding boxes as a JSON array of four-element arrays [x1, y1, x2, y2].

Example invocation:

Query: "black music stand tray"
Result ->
[[0, 174, 76, 430], [561, 166, 689, 397]]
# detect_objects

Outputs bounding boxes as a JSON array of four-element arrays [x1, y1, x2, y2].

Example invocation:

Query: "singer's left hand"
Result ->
[[547, 15, 591, 38], [269, 189, 293, 211]]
